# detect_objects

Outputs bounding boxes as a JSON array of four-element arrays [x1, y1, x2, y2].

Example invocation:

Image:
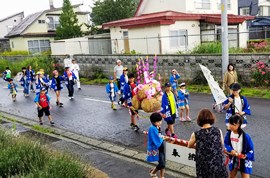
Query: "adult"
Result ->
[[223, 63, 238, 96], [64, 54, 72, 68], [188, 109, 228, 178], [114, 59, 123, 90], [169, 69, 180, 97], [70, 58, 81, 90]]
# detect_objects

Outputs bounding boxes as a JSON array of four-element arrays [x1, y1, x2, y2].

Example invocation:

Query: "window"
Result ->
[[6, 25, 13, 33], [241, 7, 250, 16], [28, 40, 50, 54], [217, 0, 231, 10], [38, 20, 45, 24], [195, 0, 210, 9], [123, 31, 128, 38], [46, 16, 60, 31], [169, 30, 188, 48]]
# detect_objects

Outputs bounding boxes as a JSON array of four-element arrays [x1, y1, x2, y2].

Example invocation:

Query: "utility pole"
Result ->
[[221, 0, 228, 79]]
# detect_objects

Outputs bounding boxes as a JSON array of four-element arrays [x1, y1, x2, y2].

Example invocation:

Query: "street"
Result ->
[[0, 79, 269, 178]]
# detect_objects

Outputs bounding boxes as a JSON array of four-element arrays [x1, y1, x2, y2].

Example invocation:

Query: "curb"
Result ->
[[0, 111, 196, 178]]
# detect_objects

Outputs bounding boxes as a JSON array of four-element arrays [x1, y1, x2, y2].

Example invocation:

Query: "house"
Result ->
[[5, 3, 89, 54], [238, 0, 258, 16], [103, 0, 254, 54], [0, 12, 24, 52]]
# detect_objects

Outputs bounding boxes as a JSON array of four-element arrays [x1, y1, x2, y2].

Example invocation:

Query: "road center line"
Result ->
[[84, 98, 112, 104]]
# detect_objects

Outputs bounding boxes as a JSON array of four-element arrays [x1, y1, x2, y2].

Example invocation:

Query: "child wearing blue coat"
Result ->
[[169, 69, 180, 97], [177, 82, 191, 122], [20, 67, 30, 97], [224, 114, 255, 178], [8, 79, 18, 102], [147, 112, 168, 178], [63, 67, 77, 100], [224, 83, 251, 128], [118, 67, 128, 105], [51, 70, 64, 107], [106, 76, 119, 110]]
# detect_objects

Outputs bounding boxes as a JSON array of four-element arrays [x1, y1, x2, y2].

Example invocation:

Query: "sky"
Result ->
[[0, 0, 94, 20]]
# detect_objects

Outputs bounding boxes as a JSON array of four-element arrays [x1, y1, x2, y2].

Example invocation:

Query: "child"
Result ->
[[20, 67, 30, 97], [50, 70, 64, 107], [3, 67, 11, 81], [223, 83, 251, 128], [118, 67, 128, 105], [123, 73, 139, 131], [169, 69, 180, 97], [177, 82, 191, 122], [35, 71, 50, 95], [34, 87, 55, 126], [224, 114, 255, 178], [147, 112, 167, 178], [7, 79, 18, 102], [26, 65, 35, 93], [106, 76, 120, 110], [63, 67, 77, 100], [160, 82, 178, 138]]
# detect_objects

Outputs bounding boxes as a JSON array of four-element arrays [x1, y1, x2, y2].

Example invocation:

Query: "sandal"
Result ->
[[149, 169, 157, 178]]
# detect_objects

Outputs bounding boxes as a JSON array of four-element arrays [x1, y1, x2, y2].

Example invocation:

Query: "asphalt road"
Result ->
[[0, 79, 269, 178]]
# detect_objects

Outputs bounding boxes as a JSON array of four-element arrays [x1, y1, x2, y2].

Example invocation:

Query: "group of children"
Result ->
[[146, 81, 253, 178], [3, 63, 80, 126]]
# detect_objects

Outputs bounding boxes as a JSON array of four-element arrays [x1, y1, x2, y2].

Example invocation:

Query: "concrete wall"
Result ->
[[50, 54, 269, 82]]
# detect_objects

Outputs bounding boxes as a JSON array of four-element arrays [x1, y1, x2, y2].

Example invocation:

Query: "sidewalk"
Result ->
[[0, 111, 195, 178]]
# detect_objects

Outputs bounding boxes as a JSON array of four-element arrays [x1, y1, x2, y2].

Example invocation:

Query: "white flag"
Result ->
[[199, 64, 227, 105]]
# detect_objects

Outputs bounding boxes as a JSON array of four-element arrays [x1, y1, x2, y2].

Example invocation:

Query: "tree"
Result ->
[[55, 0, 83, 40], [91, 0, 139, 26]]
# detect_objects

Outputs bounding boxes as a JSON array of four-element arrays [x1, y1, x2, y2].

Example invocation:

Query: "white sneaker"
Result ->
[[69, 97, 72, 100], [186, 116, 192, 122], [71, 96, 74, 99]]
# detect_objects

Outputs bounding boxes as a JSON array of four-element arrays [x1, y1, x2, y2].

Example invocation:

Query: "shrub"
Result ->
[[191, 42, 222, 54], [191, 70, 208, 85], [0, 50, 29, 56], [251, 61, 270, 87]]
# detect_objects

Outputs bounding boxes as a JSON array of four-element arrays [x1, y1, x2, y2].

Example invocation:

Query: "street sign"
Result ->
[[165, 142, 196, 168]]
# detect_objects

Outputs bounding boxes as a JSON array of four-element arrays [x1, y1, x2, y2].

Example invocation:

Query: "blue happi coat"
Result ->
[[123, 82, 137, 107], [50, 76, 64, 91], [63, 71, 77, 85], [105, 82, 119, 102], [146, 125, 163, 162], [224, 95, 251, 125], [119, 74, 128, 93], [160, 92, 179, 122], [169, 74, 180, 90], [35, 77, 50, 94], [224, 131, 255, 174]]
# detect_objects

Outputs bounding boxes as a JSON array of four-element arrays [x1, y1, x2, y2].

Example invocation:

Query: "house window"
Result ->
[[241, 7, 250, 16], [38, 20, 45, 24], [46, 16, 60, 31], [195, 0, 210, 9], [218, 0, 231, 10], [28, 40, 50, 54], [259, 6, 263, 16], [169, 30, 188, 48], [123, 31, 128, 38]]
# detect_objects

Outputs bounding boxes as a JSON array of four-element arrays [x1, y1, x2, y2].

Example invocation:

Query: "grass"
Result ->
[[80, 77, 108, 85], [32, 124, 54, 134], [0, 128, 107, 178]]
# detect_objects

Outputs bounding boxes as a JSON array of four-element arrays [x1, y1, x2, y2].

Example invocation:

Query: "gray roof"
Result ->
[[5, 11, 44, 38], [0, 12, 24, 22]]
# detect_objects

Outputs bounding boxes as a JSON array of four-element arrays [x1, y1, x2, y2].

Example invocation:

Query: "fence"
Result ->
[[50, 29, 270, 55]]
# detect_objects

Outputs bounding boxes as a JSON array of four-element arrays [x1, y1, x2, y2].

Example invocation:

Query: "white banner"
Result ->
[[165, 142, 196, 168], [199, 64, 227, 105]]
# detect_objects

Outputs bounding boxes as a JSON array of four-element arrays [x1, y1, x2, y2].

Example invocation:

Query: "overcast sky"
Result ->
[[0, 0, 93, 20]]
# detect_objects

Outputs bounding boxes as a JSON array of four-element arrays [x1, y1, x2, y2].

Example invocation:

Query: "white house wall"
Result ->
[[160, 21, 201, 54], [140, 0, 186, 15], [110, 27, 126, 54], [10, 37, 54, 52], [0, 14, 24, 38], [128, 26, 161, 54], [137, 0, 237, 15], [238, 21, 248, 48]]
